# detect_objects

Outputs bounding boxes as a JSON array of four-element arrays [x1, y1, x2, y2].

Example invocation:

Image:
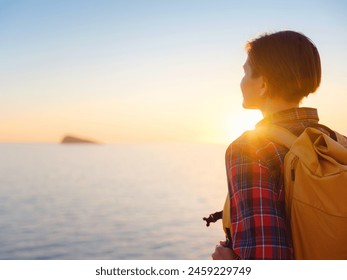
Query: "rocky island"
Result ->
[[61, 135, 100, 144]]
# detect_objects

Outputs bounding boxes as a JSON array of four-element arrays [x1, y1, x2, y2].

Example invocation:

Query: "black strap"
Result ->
[[225, 228, 232, 242]]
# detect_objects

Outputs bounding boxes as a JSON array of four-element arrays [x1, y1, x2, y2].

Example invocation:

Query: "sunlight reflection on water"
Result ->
[[0, 143, 227, 259]]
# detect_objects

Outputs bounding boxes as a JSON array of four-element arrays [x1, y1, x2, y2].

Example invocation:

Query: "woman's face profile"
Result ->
[[240, 57, 264, 109]]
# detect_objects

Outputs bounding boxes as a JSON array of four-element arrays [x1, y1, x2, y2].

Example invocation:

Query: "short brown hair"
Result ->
[[246, 31, 321, 102]]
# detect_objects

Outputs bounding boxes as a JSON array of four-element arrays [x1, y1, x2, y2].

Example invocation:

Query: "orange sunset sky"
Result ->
[[1, 0, 347, 144]]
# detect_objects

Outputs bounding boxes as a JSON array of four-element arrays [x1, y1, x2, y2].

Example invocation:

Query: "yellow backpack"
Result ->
[[264, 126, 347, 259]]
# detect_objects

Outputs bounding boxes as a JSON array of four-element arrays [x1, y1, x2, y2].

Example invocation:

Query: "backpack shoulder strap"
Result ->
[[258, 123, 346, 149], [257, 125, 298, 149]]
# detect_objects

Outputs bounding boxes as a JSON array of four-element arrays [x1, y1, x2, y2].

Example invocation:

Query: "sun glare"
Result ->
[[196, 109, 262, 144], [220, 109, 262, 144]]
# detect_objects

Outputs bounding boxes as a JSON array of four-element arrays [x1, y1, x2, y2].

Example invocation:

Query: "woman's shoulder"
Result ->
[[225, 129, 288, 167]]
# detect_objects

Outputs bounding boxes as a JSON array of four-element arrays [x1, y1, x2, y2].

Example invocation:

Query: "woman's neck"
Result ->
[[260, 97, 300, 118]]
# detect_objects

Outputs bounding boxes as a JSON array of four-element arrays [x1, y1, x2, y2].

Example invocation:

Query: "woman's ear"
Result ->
[[259, 76, 268, 97]]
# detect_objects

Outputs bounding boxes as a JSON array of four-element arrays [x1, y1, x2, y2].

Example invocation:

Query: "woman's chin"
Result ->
[[242, 102, 258, 110]]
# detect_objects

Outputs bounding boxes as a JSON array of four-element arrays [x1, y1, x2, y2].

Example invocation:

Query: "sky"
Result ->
[[1, 0, 347, 144]]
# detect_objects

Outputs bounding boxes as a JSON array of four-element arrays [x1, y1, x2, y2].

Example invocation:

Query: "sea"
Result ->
[[0, 142, 229, 260]]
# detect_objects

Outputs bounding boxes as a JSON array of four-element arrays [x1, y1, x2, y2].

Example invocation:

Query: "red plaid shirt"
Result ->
[[225, 107, 323, 259]]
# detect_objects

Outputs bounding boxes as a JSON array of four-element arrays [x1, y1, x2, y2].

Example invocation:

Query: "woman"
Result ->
[[212, 30, 322, 260]]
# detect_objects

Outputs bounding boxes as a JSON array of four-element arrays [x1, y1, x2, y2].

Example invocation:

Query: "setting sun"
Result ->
[[211, 109, 262, 144]]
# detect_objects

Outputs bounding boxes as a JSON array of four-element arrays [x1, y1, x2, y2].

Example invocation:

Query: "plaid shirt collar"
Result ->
[[256, 107, 319, 128]]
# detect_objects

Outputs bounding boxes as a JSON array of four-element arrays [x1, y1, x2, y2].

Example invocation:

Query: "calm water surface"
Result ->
[[0, 143, 227, 259]]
